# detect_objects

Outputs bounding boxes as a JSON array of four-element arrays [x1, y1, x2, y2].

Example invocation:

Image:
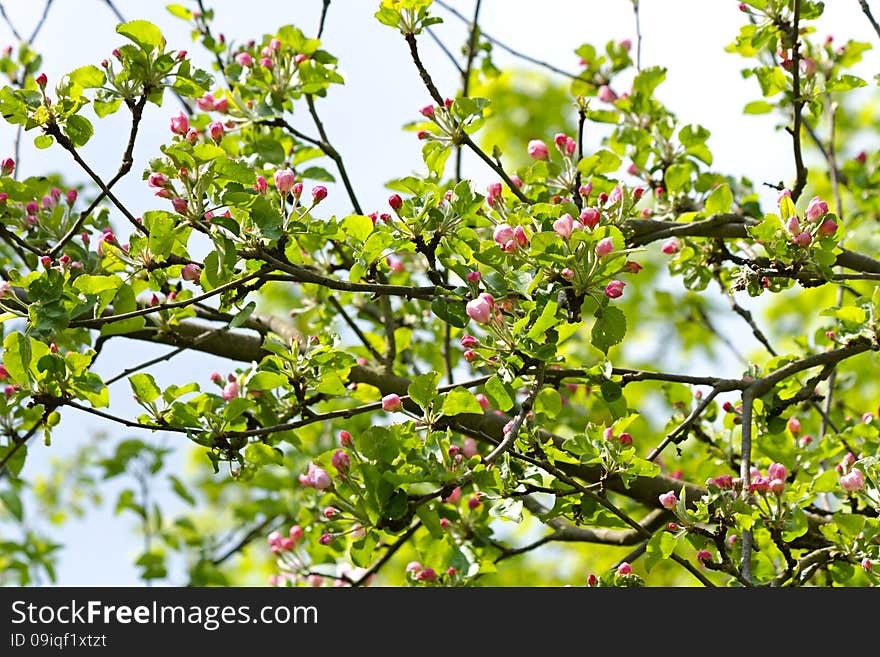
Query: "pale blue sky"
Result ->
[[0, 0, 876, 585]]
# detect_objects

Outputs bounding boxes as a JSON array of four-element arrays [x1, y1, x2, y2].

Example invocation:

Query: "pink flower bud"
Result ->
[[332, 449, 350, 472], [4, 385, 15, 397], [799, 57, 816, 76], [805, 196, 828, 222], [406, 561, 423, 574], [466, 296, 493, 324], [580, 207, 601, 230], [468, 494, 482, 510], [855, 151, 867, 163], [787, 417, 801, 435], [26, 201, 38, 215], [510, 174, 523, 188], [514, 225, 529, 247], [617, 562, 632, 575], [696, 550, 712, 566], [208, 120, 225, 142], [260, 57, 273, 68], [338, 430, 353, 447], [658, 491, 677, 509], [579, 183, 593, 198], [786, 215, 800, 235], [768, 462, 787, 481], [171, 197, 188, 215], [475, 393, 490, 410], [307, 463, 331, 489], [862, 558, 874, 572], [196, 93, 215, 111], [444, 486, 461, 504], [661, 237, 681, 255], [273, 169, 295, 195], [1, 157, 14, 176], [267, 530, 283, 548], [769, 478, 785, 494], [419, 104, 436, 119], [587, 573, 598, 586], [235, 51, 254, 67], [169, 112, 189, 135], [416, 567, 437, 581], [222, 380, 239, 400], [35, 72, 47, 88], [289, 525, 303, 542], [618, 432, 633, 445], [595, 236, 614, 256], [318, 533, 333, 546], [462, 437, 478, 458], [181, 263, 202, 281], [466, 270, 481, 283], [553, 213, 575, 239], [598, 85, 618, 102], [840, 468, 865, 492], [460, 334, 479, 348], [210, 372, 222, 385], [527, 139, 549, 160], [619, 38, 632, 51], [486, 182, 503, 203], [554, 133, 569, 150], [0, 364, 7, 380], [40, 255, 52, 268], [382, 393, 403, 412], [604, 280, 625, 299], [252, 175, 268, 194], [818, 218, 837, 236], [493, 223, 515, 246], [561, 267, 575, 280], [608, 185, 623, 205], [793, 231, 813, 247], [311, 186, 328, 203], [565, 137, 577, 156], [388, 194, 403, 210]]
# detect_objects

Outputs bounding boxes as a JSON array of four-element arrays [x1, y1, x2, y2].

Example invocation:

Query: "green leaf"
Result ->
[[168, 474, 195, 505], [431, 297, 467, 328], [705, 183, 732, 215], [116, 20, 165, 51], [166, 4, 193, 20], [342, 214, 374, 243], [229, 302, 256, 329], [214, 157, 255, 185], [0, 443, 26, 477], [526, 300, 560, 341], [0, 488, 23, 521], [349, 532, 379, 568], [591, 306, 627, 354], [73, 274, 121, 295], [147, 212, 176, 259], [414, 505, 444, 538], [2, 332, 32, 385], [244, 442, 283, 466], [743, 100, 774, 114], [644, 530, 679, 572], [489, 498, 523, 523], [826, 75, 867, 92], [68, 65, 106, 88], [64, 115, 94, 147], [441, 387, 484, 416], [129, 373, 161, 404], [192, 143, 226, 162], [664, 163, 692, 193], [578, 149, 621, 176], [781, 507, 809, 542], [100, 284, 146, 336], [247, 371, 289, 390], [484, 376, 514, 412], [534, 388, 562, 417], [408, 371, 441, 409], [34, 134, 53, 149]]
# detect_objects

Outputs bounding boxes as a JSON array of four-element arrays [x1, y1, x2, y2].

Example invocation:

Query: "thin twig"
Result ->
[[352, 521, 421, 586], [327, 295, 384, 363], [104, 327, 222, 386], [404, 31, 531, 204], [0, 2, 22, 41], [425, 27, 465, 76], [859, 0, 880, 40], [213, 516, 278, 566], [305, 95, 363, 215], [101, 0, 125, 23], [739, 390, 754, 583], [454, 0, 482, 183], [631, 0, 642, 72], [433, 0, 581, 80], [484, 363, 544, 464], [788, 0, 808, 202], [26, 0, 53, 45], [317, 0, 331, 39]]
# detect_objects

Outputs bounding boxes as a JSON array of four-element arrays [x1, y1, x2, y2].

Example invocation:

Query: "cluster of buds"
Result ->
[[780, 191, 837, 248], [603, 425, 633, 446], [209, 372, 240, 400], [748, 462, 788, 495], [415, 97, 457, 145], [492, 222, 529, 253], [268, 524, 304, 554]]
